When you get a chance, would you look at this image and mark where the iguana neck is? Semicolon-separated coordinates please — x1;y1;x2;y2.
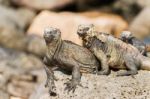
46;39;62;58
82;30;97;46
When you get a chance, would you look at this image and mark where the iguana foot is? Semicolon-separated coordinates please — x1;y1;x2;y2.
45;79;57;96
116;70;138;76
64;80;81;93
97;70;110;75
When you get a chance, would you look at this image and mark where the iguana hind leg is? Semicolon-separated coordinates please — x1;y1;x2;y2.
117;56;138;76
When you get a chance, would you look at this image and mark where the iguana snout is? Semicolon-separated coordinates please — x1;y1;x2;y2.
77;24;94;37
120;31;132;41
43;27;61;43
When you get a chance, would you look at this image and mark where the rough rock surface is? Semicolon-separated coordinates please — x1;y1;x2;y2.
0;5;35;31
11;0;74;10
0;90;9;99
0;27;46;57
0;0;11;6
27;11;128;45
112;0;141;21
129;7;150;39
30;70;150;99
0;28;27;51
26;35;46;57
0;47;44;98
137;0;150;8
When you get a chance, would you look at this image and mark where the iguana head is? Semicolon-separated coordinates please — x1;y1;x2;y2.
120;31;133;42
77;24;108;43
43;27;61;44
77;24;95;38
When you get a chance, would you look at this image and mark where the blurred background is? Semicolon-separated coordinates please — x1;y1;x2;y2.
0;0;150;99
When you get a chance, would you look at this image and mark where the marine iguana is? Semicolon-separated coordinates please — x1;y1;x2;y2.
43;27;100;95
77;24;150;76
120;31;146;55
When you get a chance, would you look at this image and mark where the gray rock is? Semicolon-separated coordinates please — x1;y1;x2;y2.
0;5;35;31
0;74;9;90
0;28;46;56
112;0;141;21
7;80;36;98
30;70;150;99
0;47;44;98
129;7;150;39
0;90;9;99
0;47;43;75
0;28;27;51
11;0;74;10
0;0;11;6
137;0;150;8
27;35;46;57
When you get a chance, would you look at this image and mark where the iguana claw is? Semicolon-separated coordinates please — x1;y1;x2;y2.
45;78;57;96
64;80;81;93
97;70;110;75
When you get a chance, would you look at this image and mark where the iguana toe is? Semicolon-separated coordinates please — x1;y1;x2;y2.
97;70;110;75
64;80;79;93
116;70;138;76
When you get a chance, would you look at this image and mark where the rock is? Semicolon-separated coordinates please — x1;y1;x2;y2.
7;80;36;98
0;5;37;52
137;0;150;8
0;73;9;90
0;0;11;6
147;52;150;57
10;96;23;99
112;0;141;21
15;7;36;30
0;47;44;98
0;47;10;59
27;35;46;57
10;53;43;70
75;0;115;11
29;69;45;83
30;70;150;99
11;0;74;10
0;90;9;99
129;7;150;39
0;47;44;97
0;28;46;56
0;28;27;51
27;11;128;45
0;47;43;75
0;5;35;31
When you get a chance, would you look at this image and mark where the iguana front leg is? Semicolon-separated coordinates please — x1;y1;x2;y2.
43;57;57;96
65;65;81;93
93;47;110;75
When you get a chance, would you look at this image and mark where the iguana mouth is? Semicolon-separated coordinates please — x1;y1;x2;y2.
77;31;87;37
44;35;54;43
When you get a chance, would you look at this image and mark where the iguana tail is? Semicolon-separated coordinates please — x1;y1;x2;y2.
141;56;150;70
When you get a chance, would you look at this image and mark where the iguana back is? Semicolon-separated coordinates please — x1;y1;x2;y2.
77;24;150;76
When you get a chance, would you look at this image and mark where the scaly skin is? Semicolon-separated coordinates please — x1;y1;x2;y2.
43;27;100;95
77;24;150;76
120;31;146;56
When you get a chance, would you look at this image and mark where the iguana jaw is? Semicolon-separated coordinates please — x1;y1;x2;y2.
43;27;61;44
77;25;95;42
47;38;62;59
